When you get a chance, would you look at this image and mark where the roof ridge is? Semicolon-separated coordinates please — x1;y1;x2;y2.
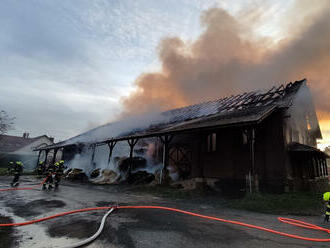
163;79;305;117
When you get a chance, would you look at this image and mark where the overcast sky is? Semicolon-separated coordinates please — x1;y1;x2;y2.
0;0;290;142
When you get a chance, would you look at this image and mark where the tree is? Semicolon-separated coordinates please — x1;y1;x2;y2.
0;110;15;135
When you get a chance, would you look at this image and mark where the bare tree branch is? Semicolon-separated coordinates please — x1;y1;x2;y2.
0;110;15;135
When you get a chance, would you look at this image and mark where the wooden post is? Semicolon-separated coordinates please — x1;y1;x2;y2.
321;157;327;177
159;134;173;184
91;144;96;168
323;158;327;177
249;128;257;192
36;150;41;168
44;150;49;164
320;158;324;177
127;138;139;177
198;134;203;178
324;159;329;176
52;148;58;165
316;157;321;177
107;141;117;165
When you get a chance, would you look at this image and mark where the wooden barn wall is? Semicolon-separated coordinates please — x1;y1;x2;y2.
255;111;286;193
201;128;250;180
182;110;287;193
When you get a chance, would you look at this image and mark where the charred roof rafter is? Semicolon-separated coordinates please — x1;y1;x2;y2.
36;79;309;151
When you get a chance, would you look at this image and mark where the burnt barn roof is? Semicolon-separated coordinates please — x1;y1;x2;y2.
41;79;309;150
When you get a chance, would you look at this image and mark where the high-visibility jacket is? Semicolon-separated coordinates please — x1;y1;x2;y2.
14;161;23;175
55;162;65;175
326;202;330;216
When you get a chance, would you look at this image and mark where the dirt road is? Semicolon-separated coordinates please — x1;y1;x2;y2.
0;176;329;248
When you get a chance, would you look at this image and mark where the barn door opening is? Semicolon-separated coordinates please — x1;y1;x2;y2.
169;144;192;180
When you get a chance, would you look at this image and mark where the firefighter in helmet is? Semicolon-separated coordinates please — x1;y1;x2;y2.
36;161;45;175
10;161;23;187
54;160;65;189
324;192;330;222
43;162;55;190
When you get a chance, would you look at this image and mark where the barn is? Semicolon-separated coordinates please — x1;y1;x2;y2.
36;79;329;193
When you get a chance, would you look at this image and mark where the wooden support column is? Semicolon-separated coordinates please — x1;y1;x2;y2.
91;144;96;168
321;157;327;177
324;159;329;176
36;150;42;168
44;150;49;164
321;157;328;177
107;141;117;165
52;148;58;165
127;138;139;177
248;128;258;193
317;157;322;177
319;157;324;177
197;134;204;178
159;134;173;184
312;157;317;178
311;156;316;178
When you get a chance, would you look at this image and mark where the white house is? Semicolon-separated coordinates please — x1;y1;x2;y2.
0;133;55;171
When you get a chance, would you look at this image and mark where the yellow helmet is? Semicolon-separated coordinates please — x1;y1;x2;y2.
55;162;60;166
59;160;64;164
324;192;330;201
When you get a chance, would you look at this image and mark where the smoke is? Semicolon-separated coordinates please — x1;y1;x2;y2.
121;1;330;122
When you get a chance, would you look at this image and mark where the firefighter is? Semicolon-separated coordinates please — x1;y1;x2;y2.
11;161;23;187
324;192;330;223
42;163;55;190
54;160;65;189
36;161;45;175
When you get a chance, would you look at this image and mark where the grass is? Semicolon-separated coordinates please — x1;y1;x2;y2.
131;184;215;199
225;192;325;216
0;167;7;176
132;184;325;216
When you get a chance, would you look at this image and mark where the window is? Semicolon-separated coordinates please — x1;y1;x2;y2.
207;133;217;152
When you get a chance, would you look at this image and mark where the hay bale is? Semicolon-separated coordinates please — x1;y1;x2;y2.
92;169;120;184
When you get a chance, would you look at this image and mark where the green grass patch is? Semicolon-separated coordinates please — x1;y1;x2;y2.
132;185;325;216
226;192;325;216
131;184;214;199
0;167;8;176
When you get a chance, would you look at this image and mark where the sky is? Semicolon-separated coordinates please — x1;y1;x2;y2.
1;0;329;149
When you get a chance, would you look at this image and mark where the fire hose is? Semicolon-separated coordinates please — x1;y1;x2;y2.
0;177;48;192
0;205;330;248
63;208;114;248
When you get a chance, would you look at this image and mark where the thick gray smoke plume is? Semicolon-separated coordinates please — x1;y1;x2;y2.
121;1;330;124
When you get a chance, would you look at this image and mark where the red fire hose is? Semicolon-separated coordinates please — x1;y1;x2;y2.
0;205;329;242
0;177;48;192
